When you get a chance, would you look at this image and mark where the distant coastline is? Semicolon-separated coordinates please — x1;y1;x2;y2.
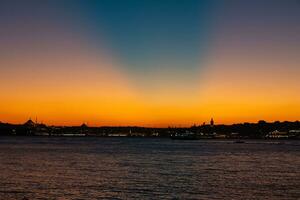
0;119;299;139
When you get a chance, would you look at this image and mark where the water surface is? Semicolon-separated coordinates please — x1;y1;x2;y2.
0;137;299;199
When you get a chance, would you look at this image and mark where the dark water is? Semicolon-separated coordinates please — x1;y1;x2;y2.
0;137;299;200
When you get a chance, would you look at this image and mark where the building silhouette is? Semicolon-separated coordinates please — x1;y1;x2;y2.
210;118;214;127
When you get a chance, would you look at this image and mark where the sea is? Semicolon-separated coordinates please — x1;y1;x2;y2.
0;137;299;200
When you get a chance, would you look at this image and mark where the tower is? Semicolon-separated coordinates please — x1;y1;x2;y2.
210;118;214;127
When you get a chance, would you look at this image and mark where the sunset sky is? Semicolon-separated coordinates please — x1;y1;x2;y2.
0;0;299;127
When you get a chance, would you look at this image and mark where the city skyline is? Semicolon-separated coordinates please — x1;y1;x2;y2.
0;0;299;127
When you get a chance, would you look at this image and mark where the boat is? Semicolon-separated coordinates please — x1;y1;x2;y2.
234;140;245;143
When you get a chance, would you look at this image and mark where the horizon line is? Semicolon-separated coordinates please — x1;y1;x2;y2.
1;119;299;128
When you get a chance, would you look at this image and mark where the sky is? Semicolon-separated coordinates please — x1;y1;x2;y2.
0;0;299;127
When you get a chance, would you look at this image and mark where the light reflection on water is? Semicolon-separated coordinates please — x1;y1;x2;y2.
0;137;299;199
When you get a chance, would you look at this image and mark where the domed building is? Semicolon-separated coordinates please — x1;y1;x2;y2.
23;119;36;127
